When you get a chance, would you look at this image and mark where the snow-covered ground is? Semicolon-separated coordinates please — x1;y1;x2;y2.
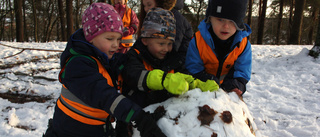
0;41;319;137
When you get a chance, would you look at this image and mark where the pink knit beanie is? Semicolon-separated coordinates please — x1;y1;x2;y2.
82;3;123;42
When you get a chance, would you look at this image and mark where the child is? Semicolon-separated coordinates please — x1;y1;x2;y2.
138;0;193;56
116;7;219;136
111;0;139;53
43;3;166;137
185;0;252;96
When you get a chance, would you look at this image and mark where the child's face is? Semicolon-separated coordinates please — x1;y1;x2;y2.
210;17;237;40
141;38;173;60
143;0;156;12
114;0;126;5
90;32;122;59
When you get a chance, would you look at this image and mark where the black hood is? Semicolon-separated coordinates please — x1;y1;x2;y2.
174;0;184;10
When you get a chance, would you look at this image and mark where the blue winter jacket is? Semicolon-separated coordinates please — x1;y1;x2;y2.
52;29;142;137
185;19;252;93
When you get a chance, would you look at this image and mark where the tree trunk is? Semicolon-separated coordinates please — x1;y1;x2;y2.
58;0;67;41
308;7;319;45
75;0;80;30
247;0;253;41
257;0;267;44
44;0;56;42
9;0;14;41
309;14;320;58
275;0;284;45
14;0;24;42
287;0;294;44
22;1;28;42
66;0;74;40
288;0;306;44
31;0;38;42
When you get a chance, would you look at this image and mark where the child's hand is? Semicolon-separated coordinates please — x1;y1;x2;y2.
133;111;167;137
146;69;189;95
194;79;219;92
229;88;242;96
174;73;196;89
162;73;189;95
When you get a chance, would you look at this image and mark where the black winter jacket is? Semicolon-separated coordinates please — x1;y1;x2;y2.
52;29;142;137
171;0;193;55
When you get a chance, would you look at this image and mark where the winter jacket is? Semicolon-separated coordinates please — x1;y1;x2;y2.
121;38;187;108
114;4;139;48
171;0;193;55
185;19;252;93
52;29;142;137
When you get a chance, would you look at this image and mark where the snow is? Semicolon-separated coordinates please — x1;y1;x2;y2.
0;41;319;137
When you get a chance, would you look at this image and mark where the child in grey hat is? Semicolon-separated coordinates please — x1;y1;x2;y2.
185;0;252;96
116;7;219;137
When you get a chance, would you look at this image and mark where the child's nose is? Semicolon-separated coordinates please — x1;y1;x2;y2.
163;45;170;52
223;22;230;28
112;41;119;48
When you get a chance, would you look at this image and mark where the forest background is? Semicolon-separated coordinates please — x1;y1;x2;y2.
1;0;320;49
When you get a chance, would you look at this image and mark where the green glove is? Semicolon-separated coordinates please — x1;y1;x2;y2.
194;79;219;92
146;69;189;95
174;72;196;89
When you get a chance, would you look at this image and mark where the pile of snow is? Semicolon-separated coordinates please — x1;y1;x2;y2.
133;89;259;137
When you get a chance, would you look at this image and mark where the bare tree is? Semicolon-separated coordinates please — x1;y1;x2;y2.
58;0;67;41
22;1;28;42
66;0;74;39
309;12;320;58
308;7;319;45
74;0;80;30
275;0;284;45
31;0;38;42
247;0;253;41
257;0;267;44
14;0;24;42
288;0;306;44
286;0;294;44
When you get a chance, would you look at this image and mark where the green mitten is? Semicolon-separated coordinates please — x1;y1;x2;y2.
195;79;219;92
175;72;196;89
146;70;189;95
146;69;165;91
163;73;189;95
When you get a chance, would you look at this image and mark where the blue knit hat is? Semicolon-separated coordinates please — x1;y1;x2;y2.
206;0;248;30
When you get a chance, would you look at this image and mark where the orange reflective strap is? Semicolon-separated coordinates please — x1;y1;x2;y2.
57;97;106;125
121;8;134;47
61;94;109;118
90;56;114;87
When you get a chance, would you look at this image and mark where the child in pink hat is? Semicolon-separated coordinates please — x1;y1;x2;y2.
43;3;166;137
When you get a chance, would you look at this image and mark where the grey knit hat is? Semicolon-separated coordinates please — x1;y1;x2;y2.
141;8;176;41
206;0;248;30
